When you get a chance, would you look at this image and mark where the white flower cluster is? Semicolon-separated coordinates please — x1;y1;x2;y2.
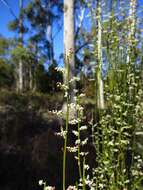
55;127;67;139
55;67;65;74
67;185;77;190
49;110;63;117
67;146;78;153
39;180;55;190
39;180;43;186
69;77;80;83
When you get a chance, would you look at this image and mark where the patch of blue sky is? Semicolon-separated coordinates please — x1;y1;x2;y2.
0;0;64;67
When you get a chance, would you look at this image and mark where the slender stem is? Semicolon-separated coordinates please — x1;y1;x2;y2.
82;157;86;190
63;102;69;190
63;57;70;190
77;97;82;180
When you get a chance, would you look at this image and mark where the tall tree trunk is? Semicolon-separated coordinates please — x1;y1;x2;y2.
96;0;105;109
127;0;137;64
63;2;75;189
29;65;33;90
46;0;54;65
127;0;137;98
18;0;24;92
64;0;75;102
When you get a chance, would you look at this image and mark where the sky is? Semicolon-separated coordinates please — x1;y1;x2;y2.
0;0;64;65
0;0;25;38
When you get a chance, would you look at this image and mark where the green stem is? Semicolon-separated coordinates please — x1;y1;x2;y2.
77;97;82;181
82;157;86;190
63;57;70;190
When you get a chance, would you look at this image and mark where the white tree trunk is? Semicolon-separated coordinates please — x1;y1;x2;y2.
46;1;54;65
127;0;137;64
96;0;105;109
46;24;54;64
128;0;137;40
126;0;137;99
18;0;23;92
29;66;33;90
64;0;75;102
19;59;23;91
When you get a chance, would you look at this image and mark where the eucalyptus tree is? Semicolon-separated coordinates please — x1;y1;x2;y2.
11;46;37;91
8;0;25;92
18;0;24;92
0;35;10;58
127;0;137;66
63;1;75;189
25;0;63;65
96;0;105;109
64;0;75;96
1;0;26;92
63;0;91;97
0;35;14;88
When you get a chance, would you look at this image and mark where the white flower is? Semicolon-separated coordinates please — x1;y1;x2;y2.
56;82;62;87
108;141;114;146
67;146;78;153
69;77;80;83
64;91;68;98
99;183;104;188
81;138;88;145
55;128;67;138
80;126;87;131
67;186;77;190
72;130;79;136
61;130;67;138
76;104;84;112
115;95;120;101
79;93;86;98
75;139;81;145
39;180;43;186
69;119;79;125
120;140;129;145
55;67;65;73
80;152;88;156
44;186;55;190
73;89;78;94
49;110;63;117
84;164;90;170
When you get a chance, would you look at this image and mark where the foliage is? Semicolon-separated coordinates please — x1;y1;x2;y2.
0;36;9;56
11;46;34;62
0;59;14;88
34;62;63;93
24;0;63;62
0;90;63;111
